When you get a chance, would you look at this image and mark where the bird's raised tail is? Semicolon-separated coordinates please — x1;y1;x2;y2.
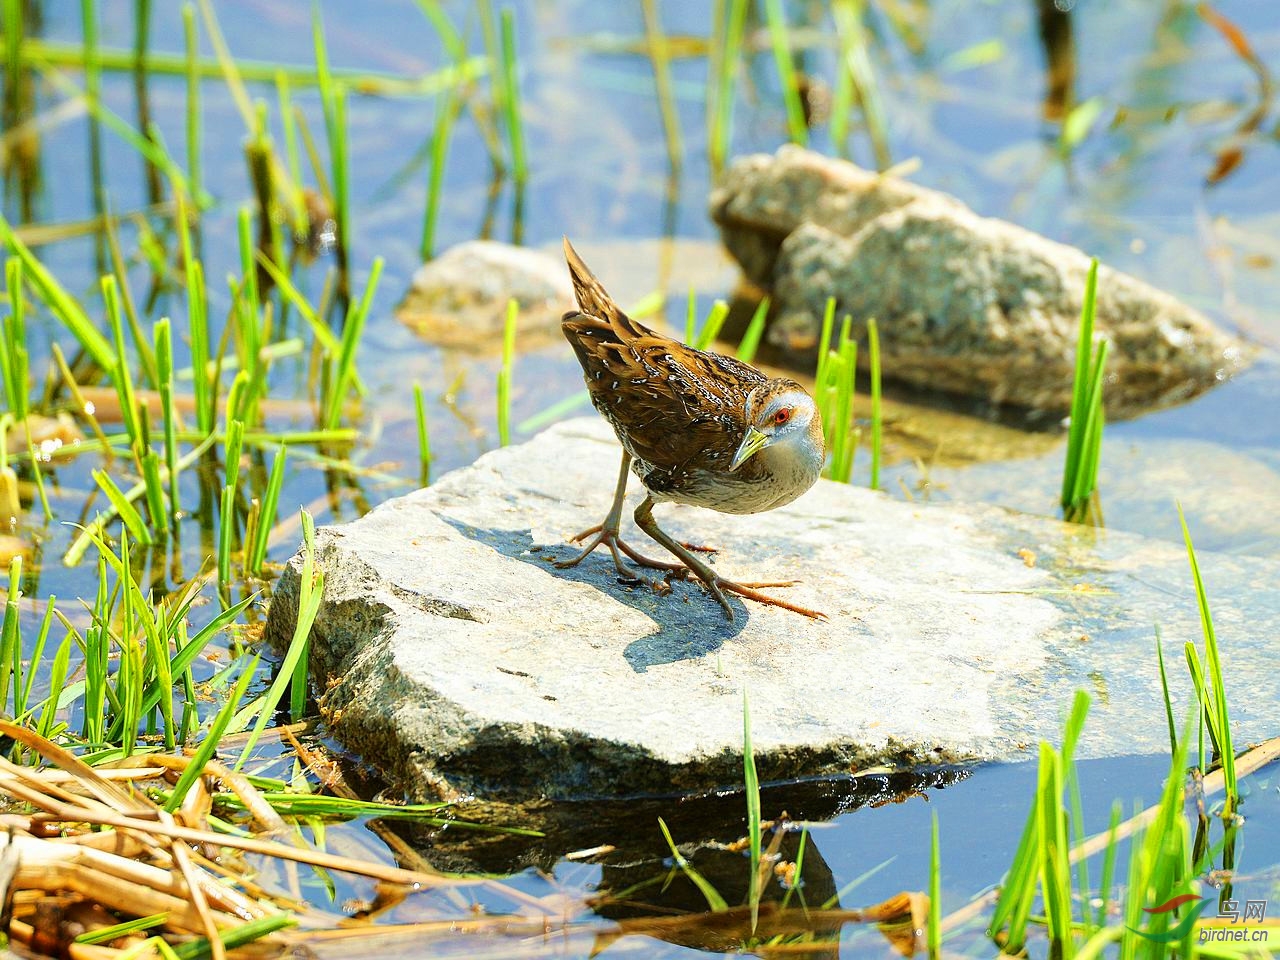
561;237;652;341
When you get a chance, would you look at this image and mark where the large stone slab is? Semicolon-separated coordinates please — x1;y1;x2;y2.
709;146;1248;419
265;418;1280;801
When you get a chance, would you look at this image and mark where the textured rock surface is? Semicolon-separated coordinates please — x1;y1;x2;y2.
266;418;1280;801
395;238;738;350
710;146;1247;417
396;240;574;348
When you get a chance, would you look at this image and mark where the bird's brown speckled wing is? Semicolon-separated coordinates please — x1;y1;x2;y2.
560;238;768;485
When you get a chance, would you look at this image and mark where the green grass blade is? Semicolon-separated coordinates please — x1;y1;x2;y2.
641;0;682;173
1178;502;1235;805
322;258;383;429
76;914;169;945
987;785;1040;946
830;321;857;483
170;910;296;960
1061;258;1098;509
499;9;527;183
182;3;200;200
1037;742;1074;952
165;655;259;811
779;826;808;910
36;629;74;741
762;0;808;145
35;60;199;203
420;84;458;261
248;444;287;574
414;382;431;483
140;592;255;720
708;0;748;172
831;0;890;169
693;300;729;351
743;691;762;933
515;389;592;435
497;299;517;447
92;469;153;545
103;275;140;446
0;557;20;715
867;316;882;490
1094;800;1122;930
236;510;322;768
253;251;342;356
1070;339;1109;506
0;214;115;369
928;810;941;957
154;318;181;522
0;259;23;415
657;817;728;913
177;198;213;434
18;597;55;716
736;297;769;364
814;297;836;398
1154;625;1178;757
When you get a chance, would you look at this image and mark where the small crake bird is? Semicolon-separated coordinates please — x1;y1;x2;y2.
556;238;827;621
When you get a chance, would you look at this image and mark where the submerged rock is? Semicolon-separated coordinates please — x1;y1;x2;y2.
396;240;574;349
266;418;1280;801
396;238;738;351
710;146;1248;418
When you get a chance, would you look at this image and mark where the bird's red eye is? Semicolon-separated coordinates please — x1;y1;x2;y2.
773;408;792;425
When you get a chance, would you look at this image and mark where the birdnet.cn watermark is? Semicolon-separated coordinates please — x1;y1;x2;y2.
1130;894;1270;945
1199;899;1270;945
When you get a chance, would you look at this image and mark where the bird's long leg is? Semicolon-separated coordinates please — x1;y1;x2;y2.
633;496;827;622
556;452;688;577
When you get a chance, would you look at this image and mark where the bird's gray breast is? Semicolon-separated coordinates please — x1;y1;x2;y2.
634;457;814;516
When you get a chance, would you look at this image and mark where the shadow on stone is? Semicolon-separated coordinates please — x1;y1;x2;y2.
439;515;748;672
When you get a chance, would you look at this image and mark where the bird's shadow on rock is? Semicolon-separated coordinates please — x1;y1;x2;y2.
440;517;747;672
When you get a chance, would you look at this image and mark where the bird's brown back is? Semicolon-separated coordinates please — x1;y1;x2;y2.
560;238;774;490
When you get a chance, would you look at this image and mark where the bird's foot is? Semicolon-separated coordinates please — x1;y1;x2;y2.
694;574;827;623
558;524;690;579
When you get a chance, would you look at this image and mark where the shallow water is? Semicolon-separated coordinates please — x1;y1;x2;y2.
4;0;1280;954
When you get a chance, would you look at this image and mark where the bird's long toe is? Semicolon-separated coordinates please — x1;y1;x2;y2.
714;578;826;621
685;572;825;622
567;523;604;544
554;529;635;577
556;527;688;580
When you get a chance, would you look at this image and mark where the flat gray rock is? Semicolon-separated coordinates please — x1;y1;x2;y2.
265;418;1279;801
396;240;574;349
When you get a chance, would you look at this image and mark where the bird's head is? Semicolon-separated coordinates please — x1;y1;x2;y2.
730;381;825;473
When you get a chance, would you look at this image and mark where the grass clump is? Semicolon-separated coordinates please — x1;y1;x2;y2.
1178;503;1236;812
1061;259;1108;521
762;0;808;146
814;303;858;484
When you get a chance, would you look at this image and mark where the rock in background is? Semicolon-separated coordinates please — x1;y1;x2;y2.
710;146;1248;418
396;238;738;351
396;240;574;349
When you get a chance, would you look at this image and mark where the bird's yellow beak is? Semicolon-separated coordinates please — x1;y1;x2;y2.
729;426;770;472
